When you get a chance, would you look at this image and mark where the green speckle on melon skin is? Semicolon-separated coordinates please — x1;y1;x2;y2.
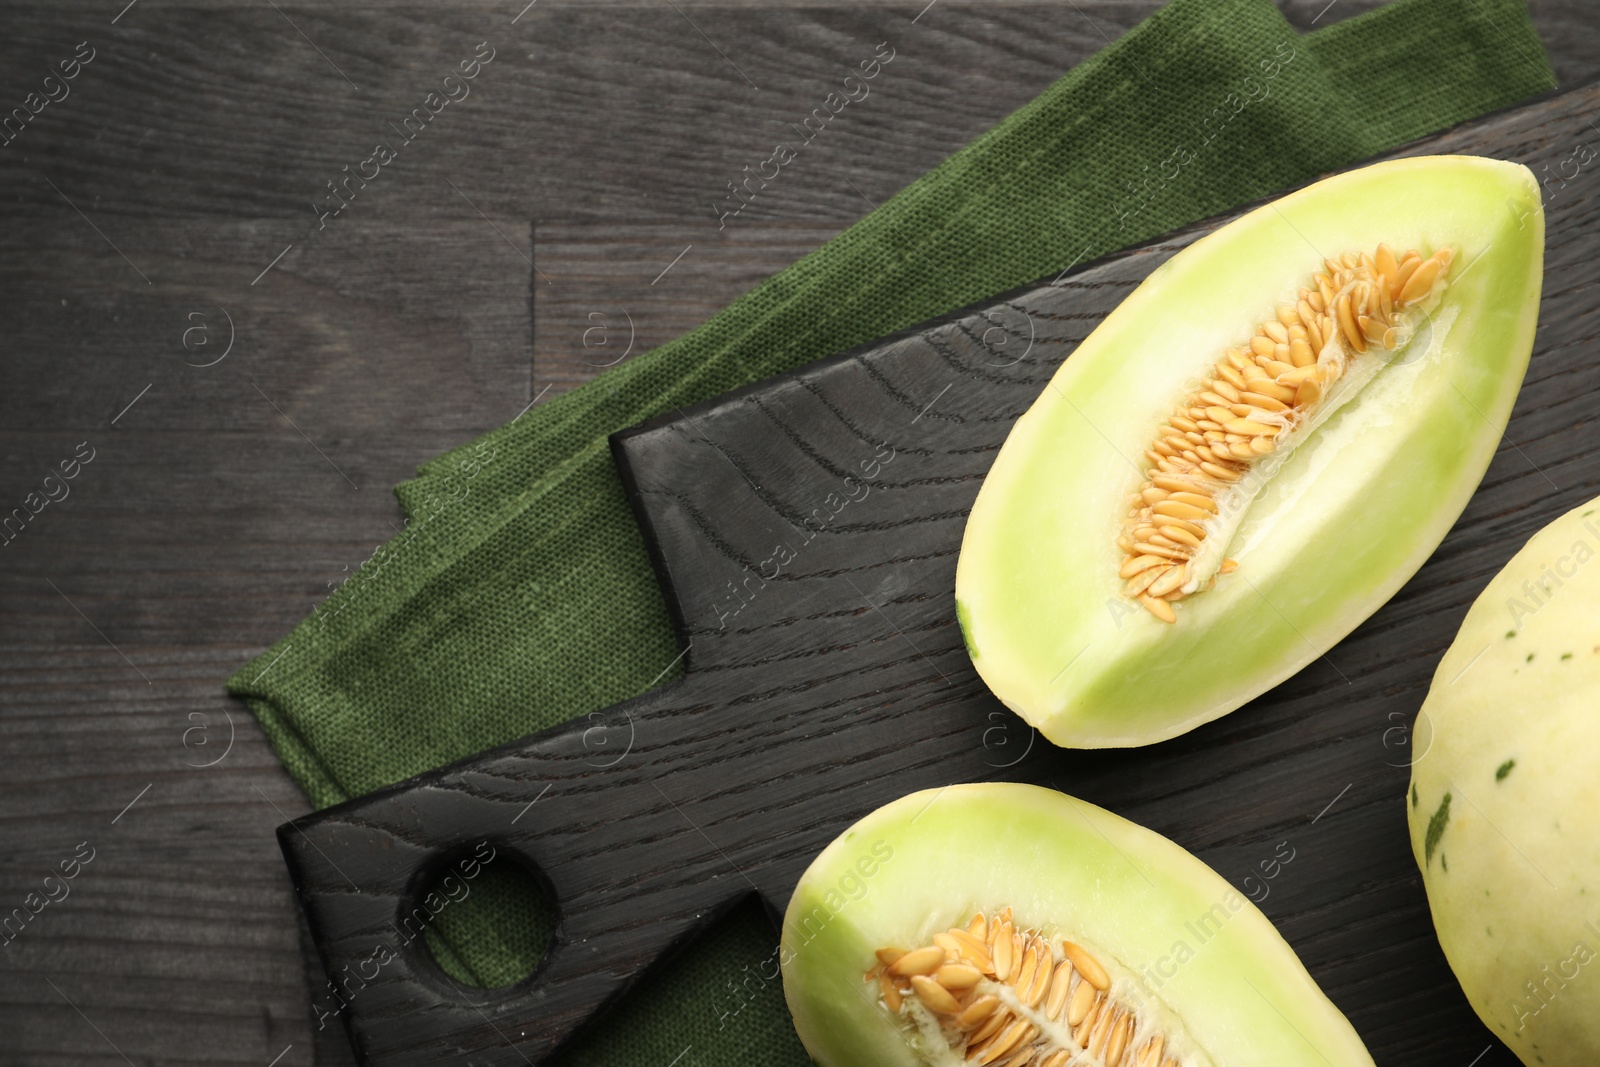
1424;793;1452;868
1409;496;1600;1065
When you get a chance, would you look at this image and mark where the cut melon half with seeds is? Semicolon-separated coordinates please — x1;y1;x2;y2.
780;783;1374;1067
956;155;1544;747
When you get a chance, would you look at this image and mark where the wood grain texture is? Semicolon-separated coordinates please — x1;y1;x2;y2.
4;1;1594;226
284;84;1600;1065
0;2;1596;1065
525;0;1600;399
0;645;329;1065
533;221;849;396
0;218;531;1067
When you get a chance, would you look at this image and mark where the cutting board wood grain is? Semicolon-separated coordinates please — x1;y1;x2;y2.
281;81;1600;1066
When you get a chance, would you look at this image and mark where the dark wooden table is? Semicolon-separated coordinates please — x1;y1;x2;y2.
1;2;1595;1064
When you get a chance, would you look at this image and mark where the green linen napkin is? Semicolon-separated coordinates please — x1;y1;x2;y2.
228;0;1553;1060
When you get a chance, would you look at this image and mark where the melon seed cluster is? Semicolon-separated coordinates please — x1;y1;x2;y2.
871;908;1174;1067
1120;243;1456;623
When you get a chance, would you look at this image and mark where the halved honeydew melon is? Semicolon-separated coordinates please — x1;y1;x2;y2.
780;783;1373;1067
957;155;1544;748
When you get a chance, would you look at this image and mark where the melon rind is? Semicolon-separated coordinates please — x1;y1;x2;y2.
780;783;1374;1067
1408;497;1600;1066
956;155;1544;748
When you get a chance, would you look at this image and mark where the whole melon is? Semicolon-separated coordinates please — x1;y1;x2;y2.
1409;497;1600;1065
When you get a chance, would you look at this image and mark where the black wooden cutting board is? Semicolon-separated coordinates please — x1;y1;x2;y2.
278;82;1600;1066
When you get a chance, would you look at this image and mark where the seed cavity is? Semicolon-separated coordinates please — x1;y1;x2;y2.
870;907;1197;1067
1118;244;1455;622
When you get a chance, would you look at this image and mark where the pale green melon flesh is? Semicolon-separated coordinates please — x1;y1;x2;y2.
780;783;1374;1067
1409;498;1600;1066
957;155;1543;748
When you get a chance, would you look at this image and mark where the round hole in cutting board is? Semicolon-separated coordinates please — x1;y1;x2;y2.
412;846;557;989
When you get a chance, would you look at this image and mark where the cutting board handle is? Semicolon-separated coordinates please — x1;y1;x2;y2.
279;681;750;1065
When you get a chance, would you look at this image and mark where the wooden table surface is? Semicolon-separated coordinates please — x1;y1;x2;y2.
0;2;1595;1064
